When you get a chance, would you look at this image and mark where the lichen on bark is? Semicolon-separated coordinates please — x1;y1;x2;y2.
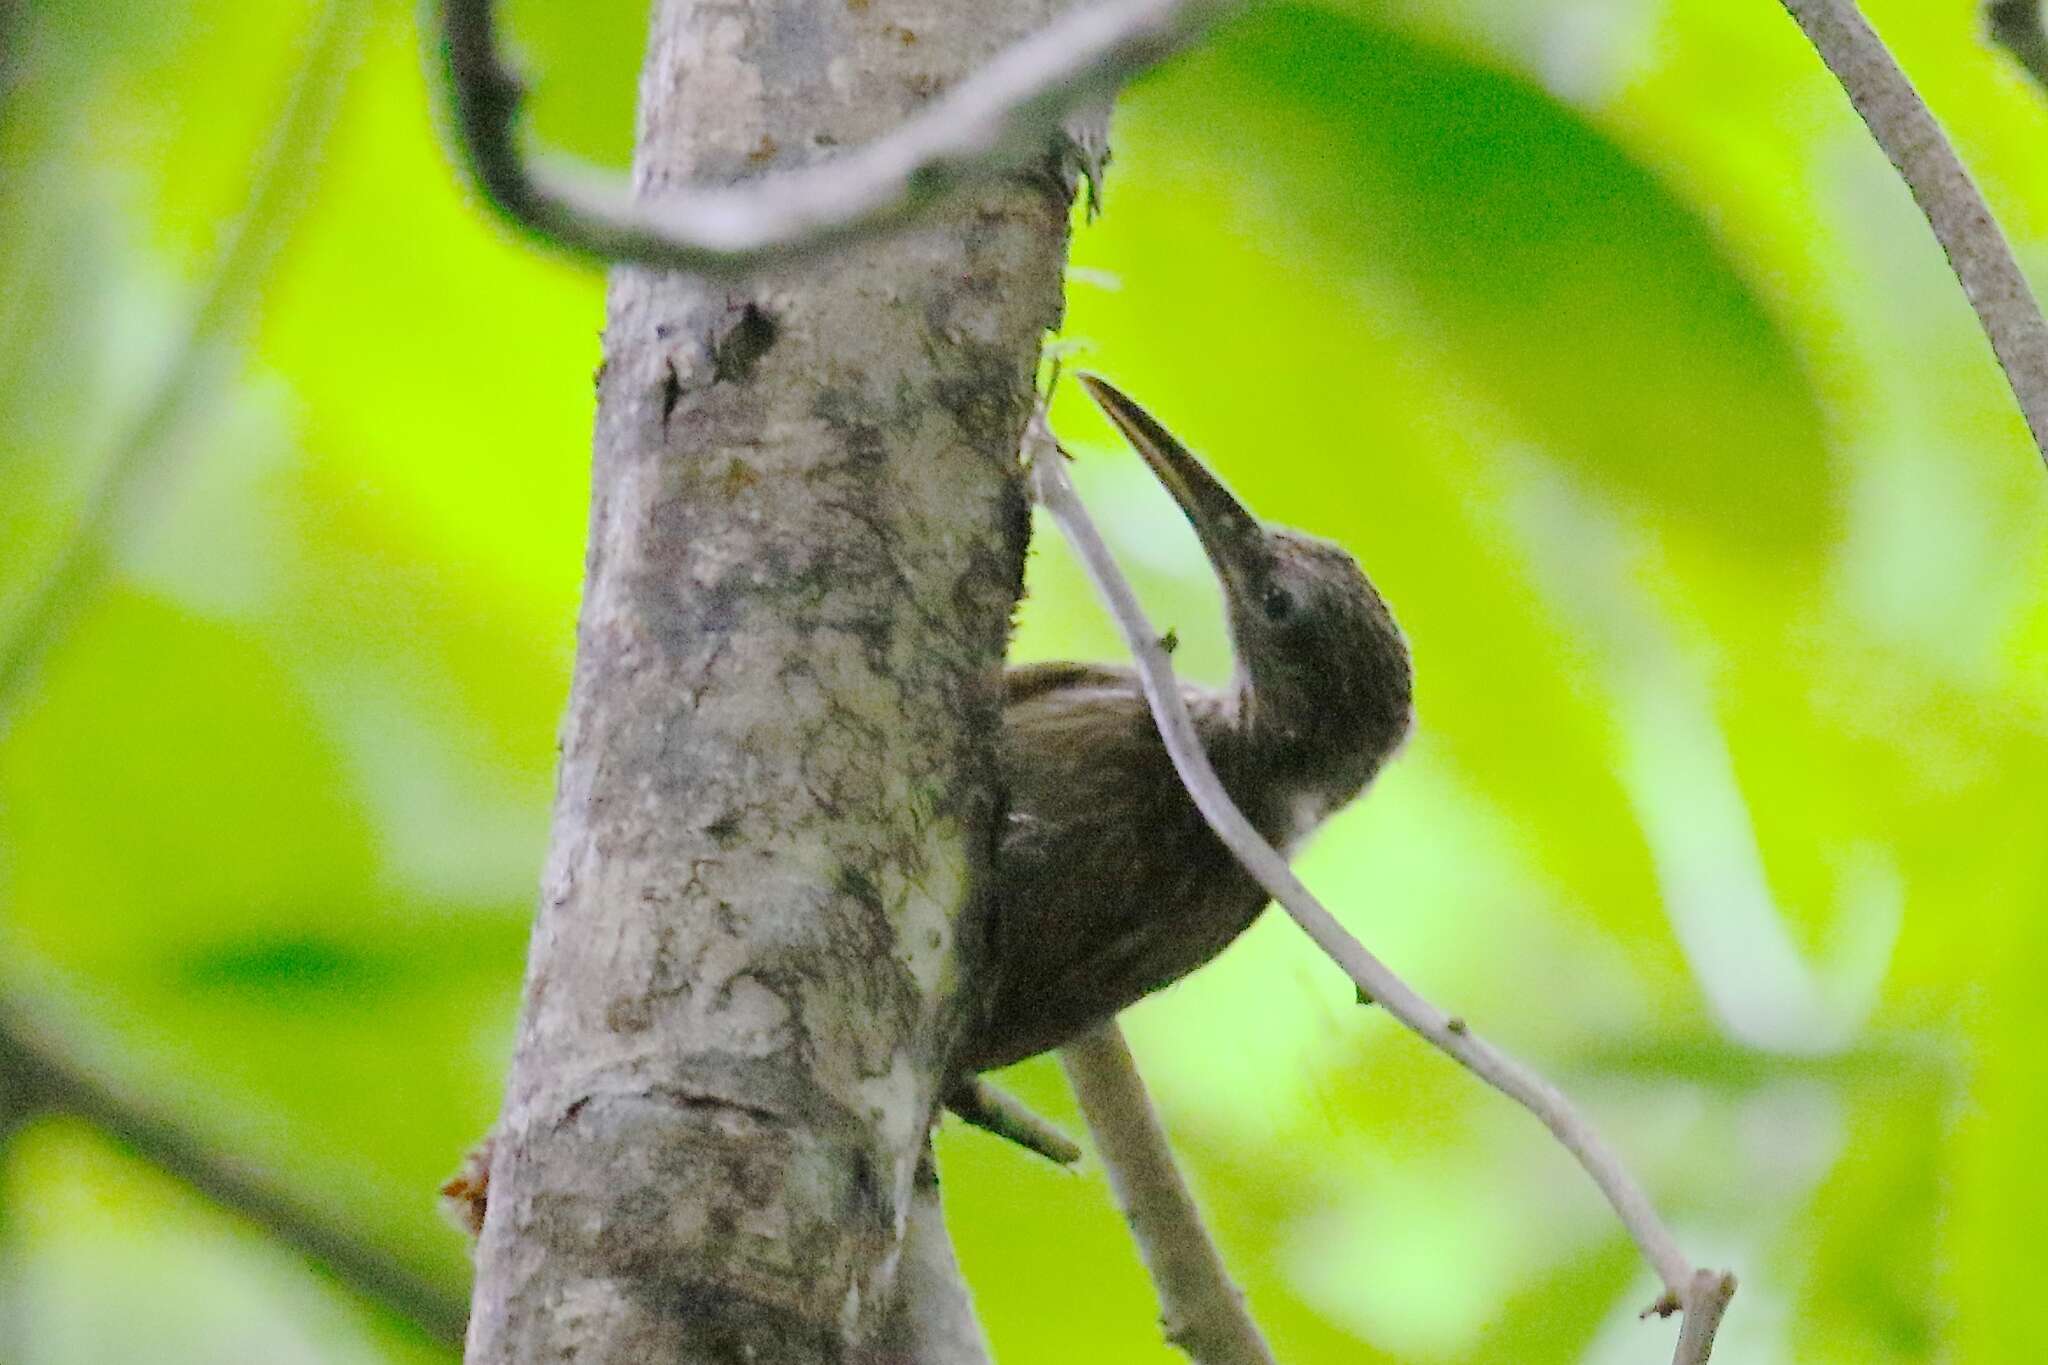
463;1;1080;1359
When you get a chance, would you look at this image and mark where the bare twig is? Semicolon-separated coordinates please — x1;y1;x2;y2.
1669;1269;1738;1365
945;1074;1082;1166
1988;2;2048;92
1060;1024;1275;1365
1779;0;2048;470
434;0;1244;274
1025;418;1734;1359
0;995;468;1347
0;0;363;728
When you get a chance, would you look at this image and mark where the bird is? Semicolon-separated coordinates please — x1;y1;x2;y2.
445;377;1414;1229
957;374;1414;1075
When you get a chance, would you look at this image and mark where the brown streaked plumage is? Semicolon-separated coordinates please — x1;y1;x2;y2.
959;375;1413;1073
445;378;1413;1226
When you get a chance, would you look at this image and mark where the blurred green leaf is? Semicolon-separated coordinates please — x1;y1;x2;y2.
5;0;2048;1360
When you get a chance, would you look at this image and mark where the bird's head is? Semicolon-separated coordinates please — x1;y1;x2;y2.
1080;374;1412;797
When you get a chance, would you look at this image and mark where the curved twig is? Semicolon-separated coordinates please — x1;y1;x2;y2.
0;0;365;727
1780;0;2048;470
1025;415;1735;1361
1060;1024;1275;1365
434;0;1244;273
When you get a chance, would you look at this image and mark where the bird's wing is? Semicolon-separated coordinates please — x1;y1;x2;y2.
1003;661;1136;707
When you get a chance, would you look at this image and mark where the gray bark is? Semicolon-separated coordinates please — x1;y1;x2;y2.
463;0;1076;1360
870;1155;994;1365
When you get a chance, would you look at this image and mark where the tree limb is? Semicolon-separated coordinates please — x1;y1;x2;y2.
459;0;1080;1356
0;995;467;1348
1025;415;1735;1361
1779;0;2048;470
1060;1023;1274;1365
1988;2;2048;93
433;0;1243;274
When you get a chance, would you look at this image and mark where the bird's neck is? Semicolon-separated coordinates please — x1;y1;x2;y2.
1206;675;1377;855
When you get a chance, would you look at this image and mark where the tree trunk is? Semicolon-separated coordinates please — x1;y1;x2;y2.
463;1;1077;1359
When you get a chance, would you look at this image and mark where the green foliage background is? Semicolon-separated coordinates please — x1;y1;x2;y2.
3;0;2045;1359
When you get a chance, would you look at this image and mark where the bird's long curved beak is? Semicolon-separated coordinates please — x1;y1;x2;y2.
1078;374;1269;596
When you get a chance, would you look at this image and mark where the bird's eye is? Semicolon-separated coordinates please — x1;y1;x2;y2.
1261;586;1294;622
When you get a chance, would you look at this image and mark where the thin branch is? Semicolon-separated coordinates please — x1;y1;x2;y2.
945;1074;1082;1166
0;0;364;728
434;0;1244;274
1988;2;2048;93
0;995;468;1348
1669;1269;1738;1365
1025;417;1734;1358
1060;1024;1275;1365
1779;0;2048;470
